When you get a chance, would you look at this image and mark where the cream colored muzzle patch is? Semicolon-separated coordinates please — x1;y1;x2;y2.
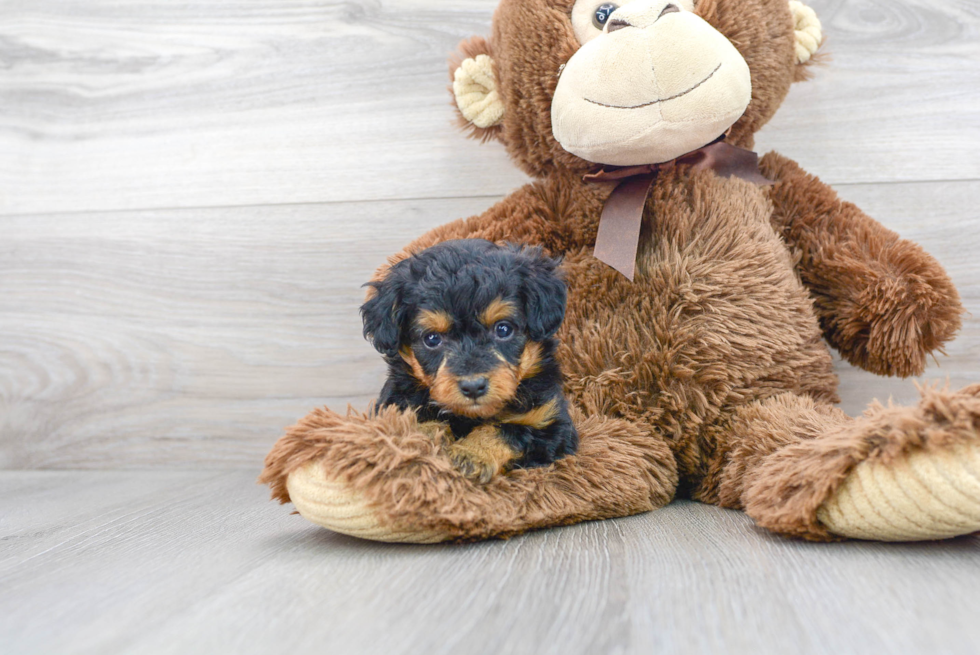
453;54;504;129
552;9;751;166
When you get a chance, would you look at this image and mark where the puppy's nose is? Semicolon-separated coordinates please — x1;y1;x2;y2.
459;377;489;400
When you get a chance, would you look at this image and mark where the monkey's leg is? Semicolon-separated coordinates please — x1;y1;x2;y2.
697;388;980;541
260;405;677;543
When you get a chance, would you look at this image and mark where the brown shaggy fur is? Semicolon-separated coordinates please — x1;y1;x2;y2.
761;152;963;377
261;405;677;540
261;0;973;542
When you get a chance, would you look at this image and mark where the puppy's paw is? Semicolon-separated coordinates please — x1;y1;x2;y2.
418;420;452;446
449;446;498;484
448;425;518;485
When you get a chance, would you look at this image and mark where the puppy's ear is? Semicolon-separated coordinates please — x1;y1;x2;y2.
520;248;567;341
361;270;409;358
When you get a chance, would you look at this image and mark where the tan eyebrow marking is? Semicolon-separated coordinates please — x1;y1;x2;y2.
416;309;453;333
480;298;516;327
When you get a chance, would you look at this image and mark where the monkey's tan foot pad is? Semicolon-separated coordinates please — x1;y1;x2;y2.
286;461;449;543
818;441;980;541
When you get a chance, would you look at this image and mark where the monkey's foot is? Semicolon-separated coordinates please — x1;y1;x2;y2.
818;441;980;541
286;459;447;543
814;385;980;542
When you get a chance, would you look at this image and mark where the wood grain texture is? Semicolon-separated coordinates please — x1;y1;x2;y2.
0;0;977;216
755;0;980;185
0;0;523;216
0;197;492;468
3;182;979;468
1;471;978;655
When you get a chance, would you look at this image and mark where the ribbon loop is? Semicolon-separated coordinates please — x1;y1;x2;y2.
586;141;773;280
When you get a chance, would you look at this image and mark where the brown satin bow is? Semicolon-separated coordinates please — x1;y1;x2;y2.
584;140;773;281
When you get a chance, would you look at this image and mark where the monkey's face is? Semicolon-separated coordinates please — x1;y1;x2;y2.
552;0;752;165
452;0;817;176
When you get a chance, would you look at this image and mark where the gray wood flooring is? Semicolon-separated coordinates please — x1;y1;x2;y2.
2;0;979;653
2;471;979;655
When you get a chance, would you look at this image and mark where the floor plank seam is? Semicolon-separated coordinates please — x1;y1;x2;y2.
2;180;978;220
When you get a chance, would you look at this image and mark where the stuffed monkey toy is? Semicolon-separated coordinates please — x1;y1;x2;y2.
261;0;980;543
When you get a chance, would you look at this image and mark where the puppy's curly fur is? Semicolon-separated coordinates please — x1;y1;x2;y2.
361;239;578;483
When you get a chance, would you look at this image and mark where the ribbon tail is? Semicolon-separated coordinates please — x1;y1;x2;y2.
733;167;775;186
695;142;774;185
592;173;657;282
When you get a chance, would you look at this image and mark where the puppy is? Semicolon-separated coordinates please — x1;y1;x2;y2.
360;239;578;483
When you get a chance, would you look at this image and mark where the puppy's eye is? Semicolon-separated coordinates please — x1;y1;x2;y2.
422;333;443;349
593;3;618;29
493;321;515;340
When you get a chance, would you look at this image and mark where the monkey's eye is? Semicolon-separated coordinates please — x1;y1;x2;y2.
493;321;515;340
422;333;443;349
593;3;618;29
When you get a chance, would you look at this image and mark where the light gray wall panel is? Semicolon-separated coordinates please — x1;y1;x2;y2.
0;0;976;216
2;183;978;468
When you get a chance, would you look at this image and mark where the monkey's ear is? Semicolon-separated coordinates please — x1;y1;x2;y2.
520;250;567;342
450;37;504;142
360;271;409;358
789;1;824;80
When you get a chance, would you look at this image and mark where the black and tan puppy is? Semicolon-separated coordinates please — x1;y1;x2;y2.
361;239;578;483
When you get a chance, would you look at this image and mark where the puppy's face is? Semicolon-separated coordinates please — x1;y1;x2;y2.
401;297;544;418
361;240;566;419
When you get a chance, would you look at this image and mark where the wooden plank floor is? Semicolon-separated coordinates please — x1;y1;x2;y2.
1;471;979;655
2;0;980;652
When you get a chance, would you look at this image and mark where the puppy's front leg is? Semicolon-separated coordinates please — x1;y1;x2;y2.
449;425;519;484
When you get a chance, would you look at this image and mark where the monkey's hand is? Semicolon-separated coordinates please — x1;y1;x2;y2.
761;152;963;377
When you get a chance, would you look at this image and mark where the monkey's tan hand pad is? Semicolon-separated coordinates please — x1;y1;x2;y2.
818;441;980;541
261;405;678;543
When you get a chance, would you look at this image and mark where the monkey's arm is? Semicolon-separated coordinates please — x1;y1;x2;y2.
760;151;963;377
368;179;592;286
